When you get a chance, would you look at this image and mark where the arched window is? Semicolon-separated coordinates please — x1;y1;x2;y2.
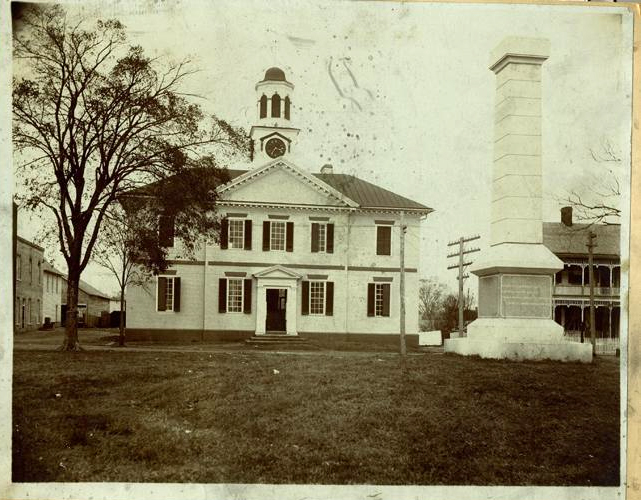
271;94;281;118
284;96;291;120
259;95;267;118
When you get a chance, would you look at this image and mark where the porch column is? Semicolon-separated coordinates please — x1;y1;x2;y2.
255;285;267;335
608;305;613;338
560;305;566;329
286;284;298;335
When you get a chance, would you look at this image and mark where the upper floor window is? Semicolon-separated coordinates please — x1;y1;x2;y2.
158;215;175;248
311;223;334;254
16;255;21;281
259;95;268;118
220;218;252;250
271;94;281;118
263;220;293;252
376;225;392;256
29;257;33;283
157;276;181;312
38;261;42;285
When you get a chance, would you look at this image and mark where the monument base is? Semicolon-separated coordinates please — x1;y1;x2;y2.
444;318;592;362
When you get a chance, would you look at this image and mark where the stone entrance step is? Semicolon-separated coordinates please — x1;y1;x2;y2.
245;334;318;350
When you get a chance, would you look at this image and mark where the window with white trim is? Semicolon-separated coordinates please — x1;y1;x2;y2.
309;281;326;315
375;284;385;316
16;255;21;281
270;221;286;251
165;278;174;311
227;278;243;312
317;224;327;252
228;219;245;249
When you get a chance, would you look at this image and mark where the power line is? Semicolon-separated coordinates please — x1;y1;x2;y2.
446;235;480;337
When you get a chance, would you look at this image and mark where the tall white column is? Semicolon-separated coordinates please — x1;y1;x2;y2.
286;285;298;336
255;285;267;335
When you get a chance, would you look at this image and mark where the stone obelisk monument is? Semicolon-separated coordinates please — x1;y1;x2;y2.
445;37;592;362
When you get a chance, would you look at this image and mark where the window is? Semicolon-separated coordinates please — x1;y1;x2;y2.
157;276;181;312
259;95;268;118
271;93;281;118
218;278;252;314
227;279;243;312
310;281;326;315
27;298;32;324
376;226;392;256
38;261;42;285
270;221;286;250
263;220;293;252
311;223;334;253
301;280;333;316
284;96;291;120
229;220;245;249
158;215;175;247
367;283;390;317
16;255;21;281
15;298;19;326
29;257;33;283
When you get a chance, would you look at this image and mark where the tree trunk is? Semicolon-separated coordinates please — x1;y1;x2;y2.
119;287;126;347
60;266;82;351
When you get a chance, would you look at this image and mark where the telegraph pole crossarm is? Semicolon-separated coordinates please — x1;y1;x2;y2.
447;234;481;338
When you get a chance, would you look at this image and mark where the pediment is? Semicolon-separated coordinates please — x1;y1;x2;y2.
218;159;358;208
253;265;302;279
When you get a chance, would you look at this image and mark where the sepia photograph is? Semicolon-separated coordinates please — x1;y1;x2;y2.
1;0;635;499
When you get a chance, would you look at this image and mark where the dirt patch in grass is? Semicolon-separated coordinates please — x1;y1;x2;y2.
12;350;620;484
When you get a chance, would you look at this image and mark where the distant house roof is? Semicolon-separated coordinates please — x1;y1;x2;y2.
78;279;112;300
16;236;44;252
42;261;65;276
226;169;432;211
542;222;620;259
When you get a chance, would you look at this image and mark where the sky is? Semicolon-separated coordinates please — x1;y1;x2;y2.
12;0;633;298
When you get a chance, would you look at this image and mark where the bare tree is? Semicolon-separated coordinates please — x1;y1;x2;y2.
13;5;247;350
563;139;622;224
418;277;448;328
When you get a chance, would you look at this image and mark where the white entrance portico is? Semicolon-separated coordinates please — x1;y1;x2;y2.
253;265;302;336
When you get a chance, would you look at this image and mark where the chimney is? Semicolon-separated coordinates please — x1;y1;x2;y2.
320;164;333;174
561;206;573;226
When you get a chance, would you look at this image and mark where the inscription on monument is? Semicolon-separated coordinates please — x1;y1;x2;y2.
478;275;500;318
501;274;551;319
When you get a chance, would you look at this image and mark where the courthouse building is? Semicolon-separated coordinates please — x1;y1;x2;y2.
126;68;432;344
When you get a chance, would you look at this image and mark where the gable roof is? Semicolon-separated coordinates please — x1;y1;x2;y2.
542;222;620;258
78;279;112;300
224;167;432;212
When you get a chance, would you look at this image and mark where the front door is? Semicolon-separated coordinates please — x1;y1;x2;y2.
266;288;287;332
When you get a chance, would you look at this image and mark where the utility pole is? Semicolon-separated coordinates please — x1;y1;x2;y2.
447;235;480;336
399;211;407;357
587;231;597;356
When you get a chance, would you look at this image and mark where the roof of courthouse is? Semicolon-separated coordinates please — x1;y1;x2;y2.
225;169;432;211
542;222;620;259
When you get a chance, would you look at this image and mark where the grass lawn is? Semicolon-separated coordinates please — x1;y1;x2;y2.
12;349;620;485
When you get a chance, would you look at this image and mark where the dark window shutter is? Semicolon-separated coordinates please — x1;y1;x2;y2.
377;226;391;256
367;283;375;317
244;220;252;250
220;218;228;249
243;279;252;314
311;223;319;253
382;284;391;317
286;222;294;252
218;279;227;313
157;277;167;311
173;277;181;312
326;224;334;253
301;281;309;315
325;282;334;316
159;216;175;248
263;221;270;251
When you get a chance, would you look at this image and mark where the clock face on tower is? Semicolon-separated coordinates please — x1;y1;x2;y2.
265;137;287;158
